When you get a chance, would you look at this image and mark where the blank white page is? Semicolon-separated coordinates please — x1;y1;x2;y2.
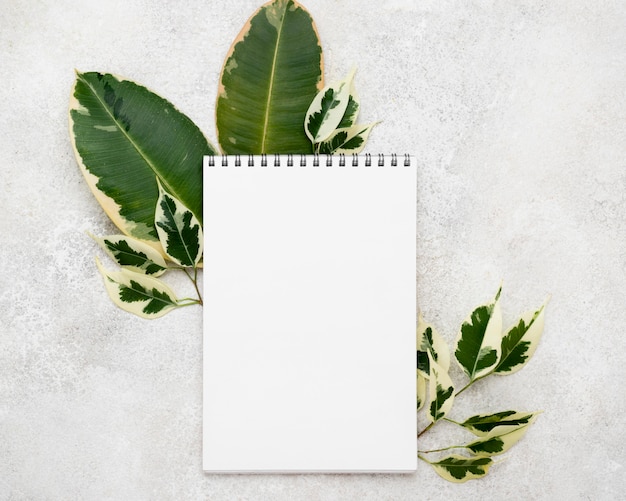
203;155;416;473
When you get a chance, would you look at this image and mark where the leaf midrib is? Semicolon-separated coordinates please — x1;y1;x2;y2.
260;5;287;153
78;74;180;202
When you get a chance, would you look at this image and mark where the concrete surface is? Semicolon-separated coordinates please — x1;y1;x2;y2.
1;0;625;499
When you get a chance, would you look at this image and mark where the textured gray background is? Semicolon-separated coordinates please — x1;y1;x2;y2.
1;0;625;499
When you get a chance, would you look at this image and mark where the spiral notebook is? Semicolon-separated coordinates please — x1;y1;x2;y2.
203;154;416;473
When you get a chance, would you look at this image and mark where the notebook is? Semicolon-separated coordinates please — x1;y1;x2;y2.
202;154;416;473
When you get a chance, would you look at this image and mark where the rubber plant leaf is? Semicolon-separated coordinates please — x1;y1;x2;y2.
305;68;355;144
317;123;376;154
425;455;493;483
95;257;179;319
494;301;547;375
69;71;217;243
457;410;542;437
454;288;503;381
216;0;323;154
416;313;450;379
91;234;167;276
154;179;203;267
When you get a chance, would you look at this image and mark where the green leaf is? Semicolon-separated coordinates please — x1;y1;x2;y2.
216;0;323;154
91;234;167;276
454;288;503;381
95;257;179;318
457;410;541;437
465;418;537;456
305;68;355;144
337;93;359;129
428;358;455;423
495;301;547;375
416;371;426;411
69;72;216;242
425;455;493;483
155;179;203;267
417;313;450;379
317;123;376;154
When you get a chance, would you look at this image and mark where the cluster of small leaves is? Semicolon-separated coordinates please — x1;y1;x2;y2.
304;69;376;154
93;179;203;318
417;287;547;482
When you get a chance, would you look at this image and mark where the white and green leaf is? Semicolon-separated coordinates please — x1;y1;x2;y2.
305;68;355;144
428;357;455;423
416;371;427;411
337;92;360;129
317;122;376;154
454;288;503;381
417;313;450;379
457;410;541;437
69;71;216;242
155;178;203;267
91;234;167;276
495;301;547;375
423;455;493;483
464;418;538;457
95;257;179;319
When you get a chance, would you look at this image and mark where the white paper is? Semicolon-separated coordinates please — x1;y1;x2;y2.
203;156;416;473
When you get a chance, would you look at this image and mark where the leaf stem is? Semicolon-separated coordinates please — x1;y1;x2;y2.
455;382;472;397
177;299;202;308
417;421;435;438
417;454;432;464
193;266;203;305
419;444;462;454
456;371;493;397
181;267;203;305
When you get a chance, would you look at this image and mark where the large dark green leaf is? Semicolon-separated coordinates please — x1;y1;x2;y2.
69;72;216;242
216;0;323;154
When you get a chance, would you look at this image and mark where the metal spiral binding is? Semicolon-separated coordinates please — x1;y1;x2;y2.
207;154;411;166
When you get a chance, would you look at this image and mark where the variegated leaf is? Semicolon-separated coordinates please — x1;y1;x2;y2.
95;257;179;319
216;0;323;153
417;313;450;379
495;301;547;375
91;234;167;276
454;288;503;381
69;72;216;242
317;123;376;154
458;410;541;437
416;371;427;411
428;357;455;423
155;178;203;267
305;68;355;144
337;92;359;129
465;418;537;457
426;455;493;483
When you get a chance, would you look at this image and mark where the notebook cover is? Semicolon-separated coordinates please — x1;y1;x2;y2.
203;155;416;473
